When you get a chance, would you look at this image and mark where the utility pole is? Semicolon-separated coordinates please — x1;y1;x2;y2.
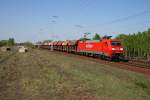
83;32;91;39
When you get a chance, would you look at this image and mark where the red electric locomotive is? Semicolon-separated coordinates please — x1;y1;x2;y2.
77;36;127;61
38;36;128;61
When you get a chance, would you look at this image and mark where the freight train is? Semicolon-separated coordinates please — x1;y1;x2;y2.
37;36;128;61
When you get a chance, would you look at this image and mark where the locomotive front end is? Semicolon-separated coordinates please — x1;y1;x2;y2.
110;41;125;61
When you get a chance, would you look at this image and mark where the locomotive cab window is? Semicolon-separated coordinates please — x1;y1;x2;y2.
111;42;121;46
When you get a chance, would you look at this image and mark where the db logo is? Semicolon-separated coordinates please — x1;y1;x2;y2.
86;44;93;48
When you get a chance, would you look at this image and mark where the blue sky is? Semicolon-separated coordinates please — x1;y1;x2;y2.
0;0;150;42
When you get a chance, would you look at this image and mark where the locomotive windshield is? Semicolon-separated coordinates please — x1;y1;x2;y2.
111;42;121;46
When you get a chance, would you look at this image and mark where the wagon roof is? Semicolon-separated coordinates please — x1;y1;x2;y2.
57;41;64;45
62;41;68;46
68;40;78;45
53;41;59;45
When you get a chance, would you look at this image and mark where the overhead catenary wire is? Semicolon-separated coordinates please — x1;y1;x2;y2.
75;1;150;32
85;10;150;28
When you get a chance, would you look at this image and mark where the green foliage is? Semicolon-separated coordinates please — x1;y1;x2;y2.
0;38;15;47
115;28;150;57
80;33;101;41
21;42;34;48
115;34;128;40
92;33;101;40
8;38;15;46
0;40;7;46
43;40;52;42
79;37;91;41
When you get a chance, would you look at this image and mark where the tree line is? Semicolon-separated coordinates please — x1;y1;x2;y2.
115;28;150;58
0;38;34;48
0;38;15;47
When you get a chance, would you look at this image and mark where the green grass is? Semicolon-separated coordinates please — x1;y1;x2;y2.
0;49;150;100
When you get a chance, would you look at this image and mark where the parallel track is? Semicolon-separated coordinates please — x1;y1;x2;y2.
120;61;150;70
55;51;150;76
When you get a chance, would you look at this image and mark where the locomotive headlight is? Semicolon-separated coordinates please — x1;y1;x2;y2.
120;48;123;50
112;48;115;50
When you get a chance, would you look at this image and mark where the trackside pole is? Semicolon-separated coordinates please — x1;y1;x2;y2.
51;42;54;51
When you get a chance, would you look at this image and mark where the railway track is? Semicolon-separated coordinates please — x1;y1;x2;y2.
54;51;150;76
120;61;150;70
36;49;150;76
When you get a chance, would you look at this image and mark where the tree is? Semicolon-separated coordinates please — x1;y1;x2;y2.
22;42;34;48
92;33;101;40
115;28;150;59
115;34;128;40
0;40;7;47
79;37;90;41
8;38;15;46
43;40;52;43
0;38;15;47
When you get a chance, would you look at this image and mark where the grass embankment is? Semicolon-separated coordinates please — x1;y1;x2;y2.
0;49;150;100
